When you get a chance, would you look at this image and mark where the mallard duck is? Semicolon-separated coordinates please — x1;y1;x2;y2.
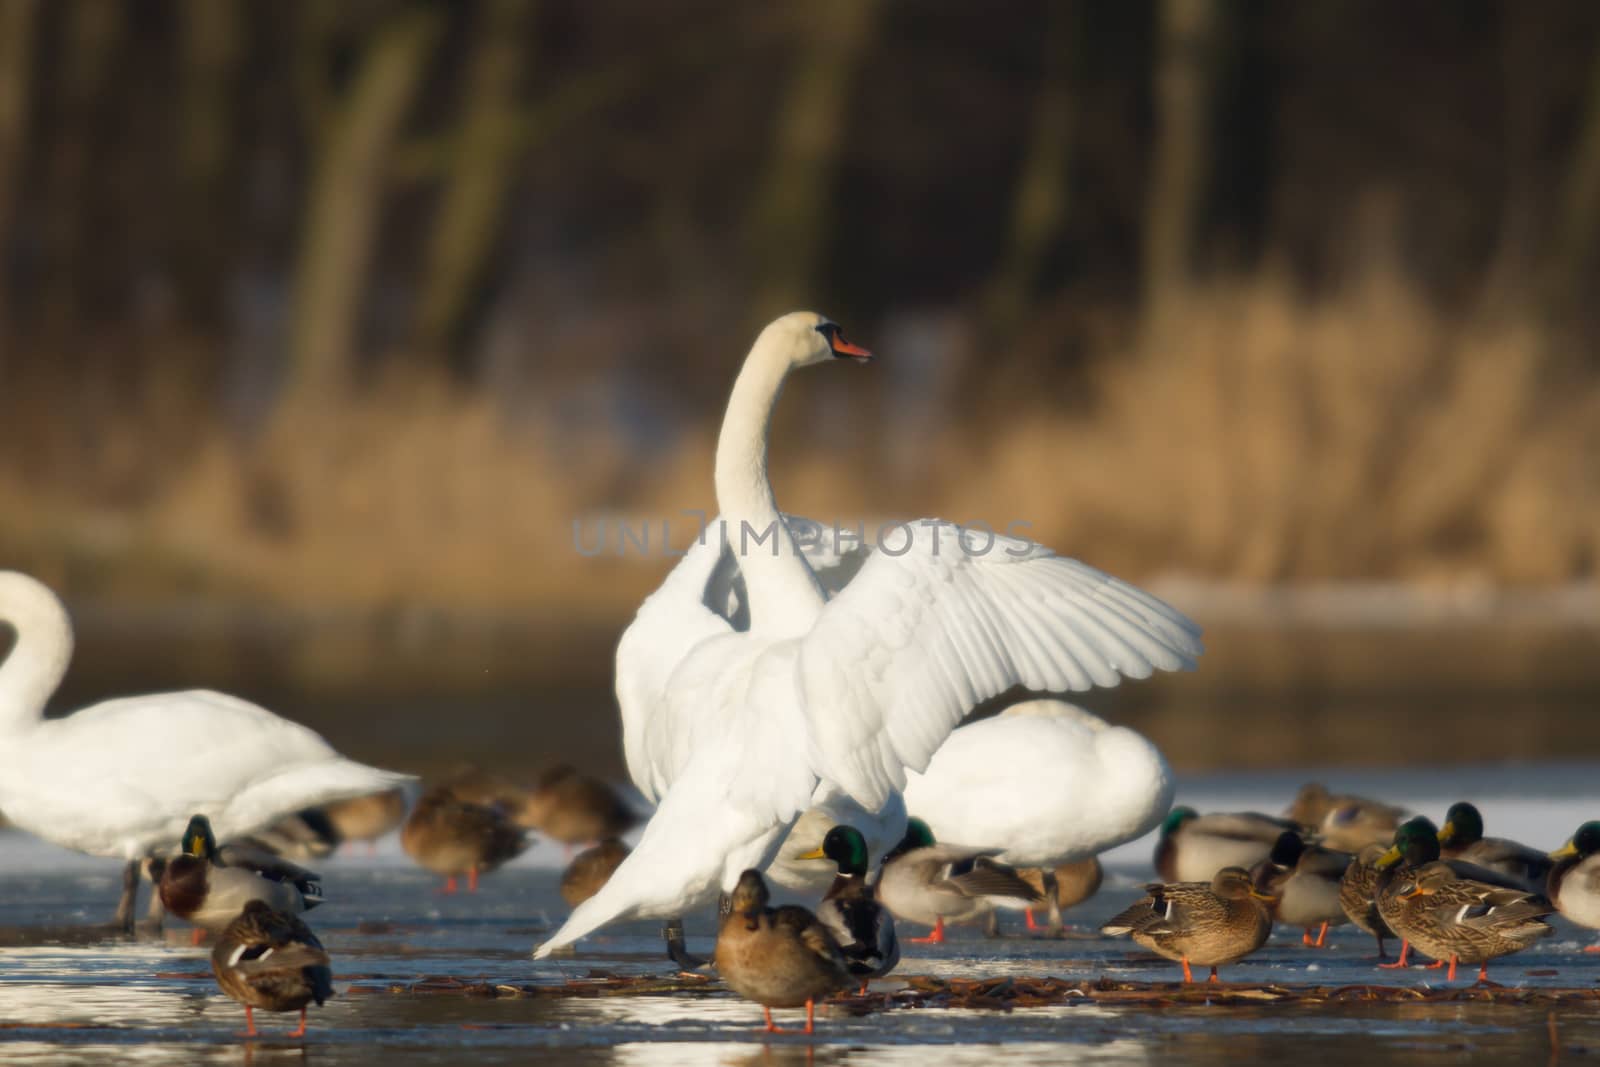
1547;821;1600;948
876;817;1041;944
159;815;323;944
1339;842;1397;958
211;900;333;1038
1100;866;1275;982
1437;801;1551;891
800;825;898;993
560;837;631;907
317;788;408;848
1249;831;1351;947
522;764;640;847
1286;782;1404;851
1374;815;1545;973
1380;860;1553;982
1012;857;1104;933
1153;807;1301;882
400;783;530;893
713;868;850;1034
232;808;341;863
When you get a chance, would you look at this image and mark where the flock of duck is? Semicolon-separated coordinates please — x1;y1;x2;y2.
0;312;1589;1040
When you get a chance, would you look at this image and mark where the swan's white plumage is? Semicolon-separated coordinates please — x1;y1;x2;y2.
902;699;1174;867
534;312;1201;958
0;571;413;860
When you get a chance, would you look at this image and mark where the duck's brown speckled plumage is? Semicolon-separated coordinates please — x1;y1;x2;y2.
211;901;333;1036
1101;867;1273;981
1338;843;1396;956
714;870;849;1032
401;784;529;886
559;838;631;907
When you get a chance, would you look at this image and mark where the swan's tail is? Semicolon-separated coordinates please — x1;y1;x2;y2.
533;771;793;959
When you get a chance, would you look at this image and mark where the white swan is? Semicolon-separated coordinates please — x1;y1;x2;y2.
533;311;1202;958
902;699;1173;866
0;570;413;926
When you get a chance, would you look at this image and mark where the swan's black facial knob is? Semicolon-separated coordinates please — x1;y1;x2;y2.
816;321;873;362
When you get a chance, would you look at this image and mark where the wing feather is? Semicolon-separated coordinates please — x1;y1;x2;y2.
800;522;1201;809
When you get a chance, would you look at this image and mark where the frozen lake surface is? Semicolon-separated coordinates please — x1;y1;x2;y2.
2;764;1599;1064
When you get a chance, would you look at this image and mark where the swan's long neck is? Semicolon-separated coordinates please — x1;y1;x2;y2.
0;574;73;736
714;333;826;636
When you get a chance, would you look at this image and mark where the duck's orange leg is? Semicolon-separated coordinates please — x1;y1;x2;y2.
239;1004;258;1038
763;1006;778;1033
804;998;816;1034
286;1008;308;1039
1377;940;1411;969
1302;921;1328;948
468;868;480;893
190;927;206;947
1444;955;1457;981
1208;966;1220;983
1585;944;1600;953
1476;961;1490;983
908;918;946;944
1424;959;1446;970
441;875;458;895
1181;956;1193;983
1024;910;1039;931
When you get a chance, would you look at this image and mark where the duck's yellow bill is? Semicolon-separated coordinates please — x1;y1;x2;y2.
1437;821;1457;845
1249;889;1278;903
1374;844;1404;870
796;846;827;860
1551;840;1580;861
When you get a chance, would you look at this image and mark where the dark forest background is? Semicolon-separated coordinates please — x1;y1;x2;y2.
2;0;1599;627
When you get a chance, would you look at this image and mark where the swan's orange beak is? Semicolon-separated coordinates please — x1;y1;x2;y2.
831;334;873;363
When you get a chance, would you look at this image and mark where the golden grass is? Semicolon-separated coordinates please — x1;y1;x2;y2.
0;260;1594;616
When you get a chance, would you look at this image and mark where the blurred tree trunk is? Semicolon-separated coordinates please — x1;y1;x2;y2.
1546;39;1600;324
280;5;442;421
1143;0;1222;324
39;0;123;338
982;5;1077;339
0;0;39;341
414;0;534;361
747;0;879;317
175;0;242;329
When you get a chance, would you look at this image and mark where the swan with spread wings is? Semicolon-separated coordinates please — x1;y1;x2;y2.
534;312;1202;958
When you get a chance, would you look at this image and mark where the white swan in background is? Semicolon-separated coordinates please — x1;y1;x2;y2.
534;311;1202;958
0;570;414;928
902;699;1173;866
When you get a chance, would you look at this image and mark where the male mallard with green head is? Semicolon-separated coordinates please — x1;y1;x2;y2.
1437;801;1551;891
876;817;1040;944
799;824;898;993
1101;866;1275;983
159;814;323;944
1249;831;1351;948
1153;807;1300;883
211;900;333;1039
1547;821;1600;950
1369;819;1542;979
713;869;850;1034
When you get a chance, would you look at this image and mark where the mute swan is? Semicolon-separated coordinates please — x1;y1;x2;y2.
901;699;1173;870
533;311;1203;958
0;570;413;928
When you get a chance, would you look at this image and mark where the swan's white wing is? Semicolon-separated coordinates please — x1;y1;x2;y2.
9;690;411;857
798;521;1202;810
615;528;733;801
615;512;866;802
